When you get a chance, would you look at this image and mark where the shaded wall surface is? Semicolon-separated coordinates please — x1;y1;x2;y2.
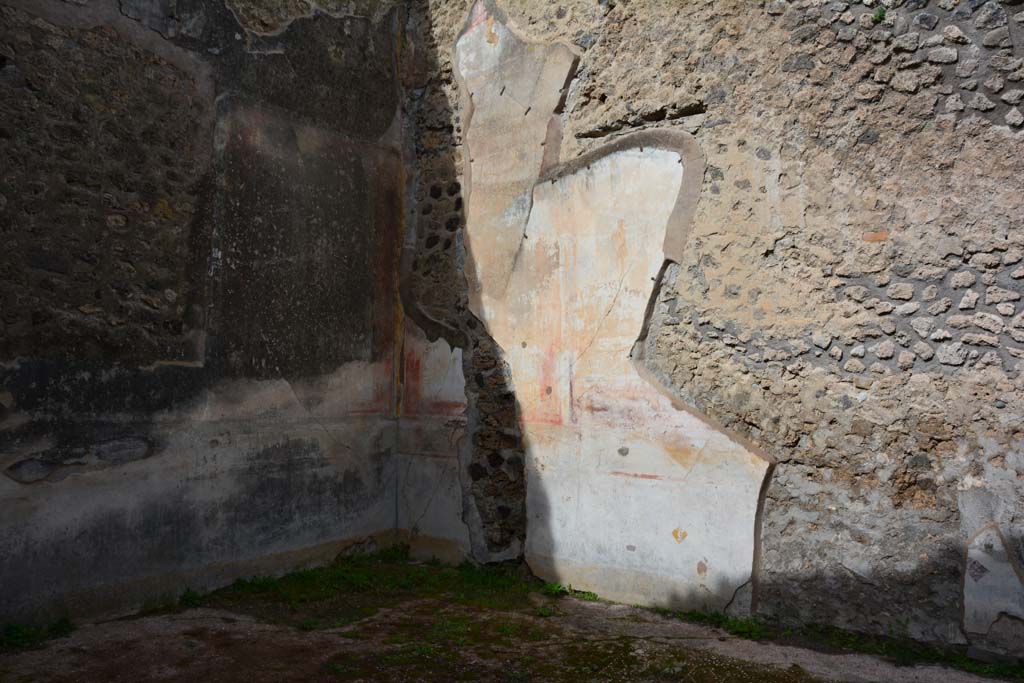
0;0;472;621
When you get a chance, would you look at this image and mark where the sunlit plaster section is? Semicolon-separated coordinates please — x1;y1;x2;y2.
455;4;771;612
454;0;578;322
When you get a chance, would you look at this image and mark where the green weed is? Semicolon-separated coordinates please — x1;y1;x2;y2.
0;618;74;653
179;589;203;608
679;610;769;640
540;582;600;602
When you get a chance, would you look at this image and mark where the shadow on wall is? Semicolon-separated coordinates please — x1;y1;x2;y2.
0;0;409;622
401;0;529;562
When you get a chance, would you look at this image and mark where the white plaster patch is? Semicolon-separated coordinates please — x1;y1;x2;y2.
963;525;1024;637
473;147;770;611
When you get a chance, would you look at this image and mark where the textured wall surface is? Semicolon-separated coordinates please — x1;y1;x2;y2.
404;0;1024;658
2;0;1023;659
0;0;473;621
452;4;771;613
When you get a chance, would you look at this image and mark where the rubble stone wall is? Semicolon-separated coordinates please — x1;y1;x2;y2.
405;0;1024;656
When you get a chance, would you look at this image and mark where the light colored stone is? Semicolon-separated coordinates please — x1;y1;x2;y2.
943;25;969;45
895;302;920;316
910;317;935;338
927;298;953;315
844;358;866;373
936;342;967;365
972;312;1004;334
886;282;914;300
912;341;934;361
968;92;997;111
958;290;980;310
986;286;1021;305
927;47;958;64
951;270;976;288
963;333;1000;347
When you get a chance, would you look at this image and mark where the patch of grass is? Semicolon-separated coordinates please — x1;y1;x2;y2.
0;618;74;653
427;615;473;646
794;624;1024;680
541;581;569;597
496;621;521;637
536;605;556;618
679;610;770;640
179;589;203;608
196;545;539;634
298;618;320;631
322;661;347;676
664;610;1024;681
540;581;601;602
872;6;886;23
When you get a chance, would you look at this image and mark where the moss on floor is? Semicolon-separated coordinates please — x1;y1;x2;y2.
5;547;1022;682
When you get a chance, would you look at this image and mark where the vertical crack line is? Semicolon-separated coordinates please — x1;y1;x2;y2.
574;262;633;366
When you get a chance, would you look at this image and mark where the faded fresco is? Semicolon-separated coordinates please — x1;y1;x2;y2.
456;1;772;612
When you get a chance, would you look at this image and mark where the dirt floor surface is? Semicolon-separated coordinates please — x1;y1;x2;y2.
0;550;1018;683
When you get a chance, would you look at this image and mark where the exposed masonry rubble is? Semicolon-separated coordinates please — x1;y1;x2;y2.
403;1;527;557
408;0;1024;658
770;0;1024;129
0;3;207;363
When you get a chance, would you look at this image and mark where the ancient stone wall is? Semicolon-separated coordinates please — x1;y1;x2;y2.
406;0;1024;658
3;0;1023;659
0;0;474;621
402;0;528;561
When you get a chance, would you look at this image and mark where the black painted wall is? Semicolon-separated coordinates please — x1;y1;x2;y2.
0;0;409;621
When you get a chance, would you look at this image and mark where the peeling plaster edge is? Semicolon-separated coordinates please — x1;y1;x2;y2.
3;0;219;367
454;0;580;324
959;522;1024;646
534;128;706;265
444;1;583;562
